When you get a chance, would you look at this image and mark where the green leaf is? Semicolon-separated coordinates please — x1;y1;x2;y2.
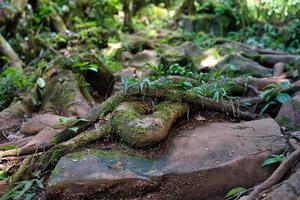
261;154;285;167
279;81;289;89
225;187;247;198
59;117;72;124
68;127;79;133
37;77;45;88
88;63;98;72
276;93;291;104
0;145;18;151
260;88;274;99
79;118;89;122
183;81;193;89
0;170;8;181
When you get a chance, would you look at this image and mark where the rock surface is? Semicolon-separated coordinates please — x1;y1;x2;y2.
46;118;285;200
20;114;63;136
276;94;300;130
215;54;272;77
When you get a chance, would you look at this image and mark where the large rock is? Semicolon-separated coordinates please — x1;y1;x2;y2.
215;54;272;77
46;118;285;200
20;114;64;136
276;94;300;130
160;41;202;68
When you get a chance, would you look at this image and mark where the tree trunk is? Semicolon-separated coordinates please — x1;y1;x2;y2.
122;0;134;33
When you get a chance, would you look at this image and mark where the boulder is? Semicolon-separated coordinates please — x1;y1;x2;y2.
276;94;300;130
215;54;272;77
127;50;159;68
46;118;285;200
160;41;202;68
20;114;64;136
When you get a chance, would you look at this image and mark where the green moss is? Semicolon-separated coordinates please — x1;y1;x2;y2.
290;99;299;111
276;116;291;128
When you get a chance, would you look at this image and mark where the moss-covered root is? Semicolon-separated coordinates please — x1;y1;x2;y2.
10;156;32;186
111;101;189;148
15;125;111;182
123;85;257;120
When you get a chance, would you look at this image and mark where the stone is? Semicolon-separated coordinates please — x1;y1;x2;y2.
261;170;300;200
276;94;300;130
46;118;285;200
128;50;159;68
20;114;63;136
215;54;272;77
196;42;261;71
160;41;202;67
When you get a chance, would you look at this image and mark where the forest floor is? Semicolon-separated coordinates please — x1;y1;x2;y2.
1;13;300;200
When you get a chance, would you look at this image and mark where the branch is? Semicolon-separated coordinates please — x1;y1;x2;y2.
0;33;23;72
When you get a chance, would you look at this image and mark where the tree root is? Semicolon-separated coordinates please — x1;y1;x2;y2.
111;101;189;147
122;84;257;120
259;54;300;66
11;124;111;185
10;156;32;185
246;149;300;200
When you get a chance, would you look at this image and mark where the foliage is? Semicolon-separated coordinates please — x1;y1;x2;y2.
0;170;8;181
261;153;285;167
228;19;300;53
260;82;291;114
0;68;32;110
0;178;44;200
225;187;247;199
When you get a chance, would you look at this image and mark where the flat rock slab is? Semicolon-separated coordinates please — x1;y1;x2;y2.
47;118;285;200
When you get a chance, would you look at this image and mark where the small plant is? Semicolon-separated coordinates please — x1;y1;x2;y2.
0;178;44;200
225;187;247;199
0;170;8;181
72;62;98;72
261;153;285;167
260;81;291;113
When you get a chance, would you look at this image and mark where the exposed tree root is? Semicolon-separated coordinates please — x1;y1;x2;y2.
111;101;189;147
259;54;300;66
246;149;300;200
122;84;257;120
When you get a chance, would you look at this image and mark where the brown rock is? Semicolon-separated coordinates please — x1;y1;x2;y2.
276;94;300;130
20;114;63;136
46;118;285;200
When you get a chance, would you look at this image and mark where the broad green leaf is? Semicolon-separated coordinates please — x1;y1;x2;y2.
225;187;247;198
183;81;193;89
276;93;291;104
279;81;289;89
37;77;45;88
88;63;98;72
261;154;285;167
59;117;72;124
68;127;79;133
